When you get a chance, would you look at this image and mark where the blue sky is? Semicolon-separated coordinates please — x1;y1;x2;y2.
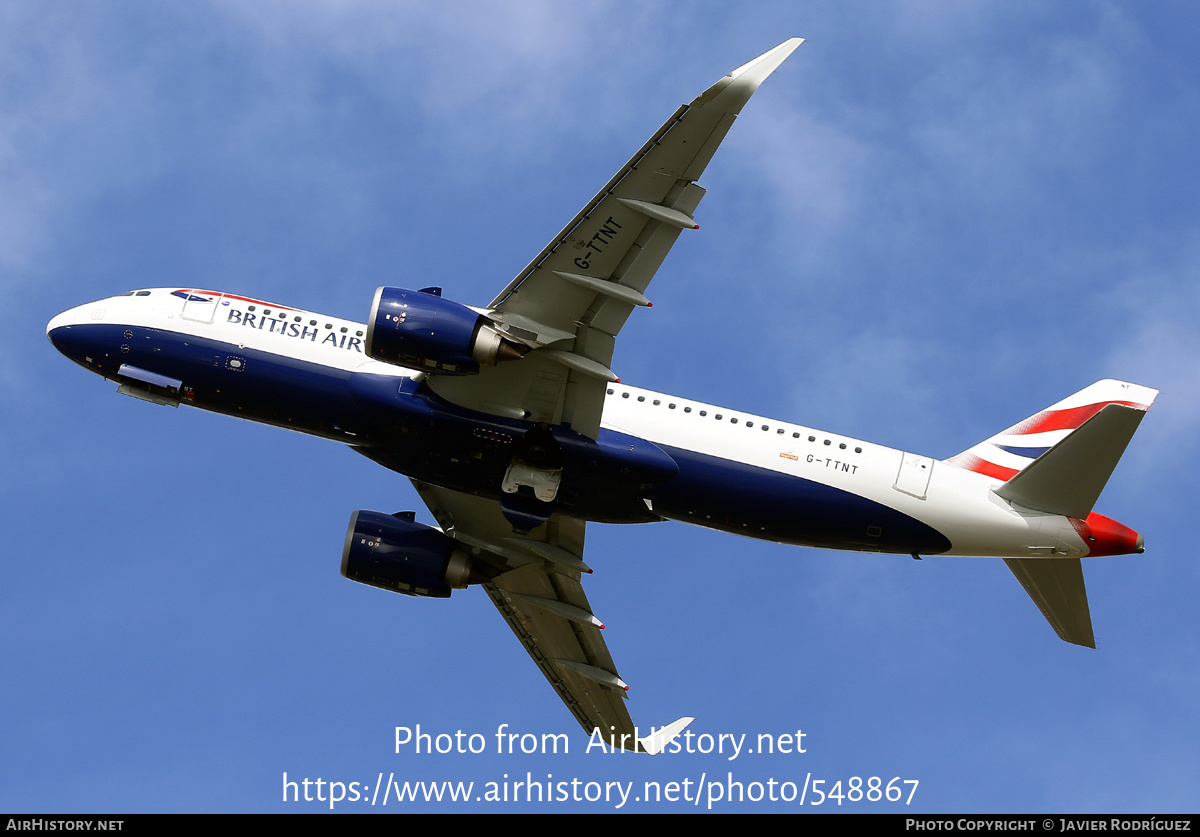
4;1;1199;813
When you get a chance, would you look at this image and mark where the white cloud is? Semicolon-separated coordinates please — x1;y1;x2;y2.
0;7;162;274
1104;237;1200;480
209;0;623;154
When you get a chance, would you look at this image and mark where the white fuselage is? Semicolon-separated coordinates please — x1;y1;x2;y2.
47;288;1094;560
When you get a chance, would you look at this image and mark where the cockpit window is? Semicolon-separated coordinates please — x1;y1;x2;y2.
171;290;214;302
135;291;151;296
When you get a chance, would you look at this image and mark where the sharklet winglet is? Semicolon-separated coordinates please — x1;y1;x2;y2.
638;716;695;756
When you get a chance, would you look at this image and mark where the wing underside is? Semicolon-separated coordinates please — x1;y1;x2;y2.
402;41;803;750
413;482;640;745
486;567;635;739
428;39;803;439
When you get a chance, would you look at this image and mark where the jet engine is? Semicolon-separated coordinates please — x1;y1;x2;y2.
365;286;525;375
340;510;475;598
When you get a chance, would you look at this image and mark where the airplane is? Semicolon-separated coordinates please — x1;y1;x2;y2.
45;38;1156;753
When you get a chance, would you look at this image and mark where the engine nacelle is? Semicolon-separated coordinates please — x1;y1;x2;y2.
340;510;472;598
365;286;523;375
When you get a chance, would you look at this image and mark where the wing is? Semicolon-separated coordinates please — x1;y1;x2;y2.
410;41;802;751
428;39;803;439
413;481;661;749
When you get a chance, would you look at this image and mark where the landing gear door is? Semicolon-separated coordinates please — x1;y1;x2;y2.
180;291;223;324
893;452;934;500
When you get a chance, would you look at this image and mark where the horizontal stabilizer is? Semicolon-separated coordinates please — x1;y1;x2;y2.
1003;558;1095;647
995;404;1146;518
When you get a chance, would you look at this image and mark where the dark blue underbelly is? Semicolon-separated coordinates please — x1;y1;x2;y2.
650;446;951;554
50;322;951;553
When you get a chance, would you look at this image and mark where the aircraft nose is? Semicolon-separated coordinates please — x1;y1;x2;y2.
46;305;97;362
47;309;74;337
46;308;77;352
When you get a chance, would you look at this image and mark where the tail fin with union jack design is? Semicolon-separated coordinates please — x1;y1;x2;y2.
946;379;1158;491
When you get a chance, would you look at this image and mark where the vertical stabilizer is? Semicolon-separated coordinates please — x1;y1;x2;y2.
947;379;1157;486
993;404;1147;519
952;380;1157;648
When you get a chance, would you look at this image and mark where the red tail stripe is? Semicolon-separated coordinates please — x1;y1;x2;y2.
1008;401;1144;436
